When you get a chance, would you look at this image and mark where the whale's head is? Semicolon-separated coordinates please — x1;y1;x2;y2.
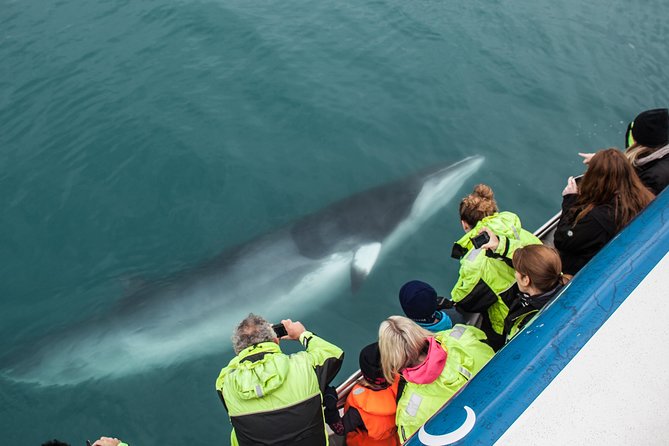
289;156;486;290
409;155;486;224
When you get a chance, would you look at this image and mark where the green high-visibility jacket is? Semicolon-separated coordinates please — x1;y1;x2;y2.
504;283;565;343
216;331;344;446
450;211;541;335
506;311;536;341
396;325;495;443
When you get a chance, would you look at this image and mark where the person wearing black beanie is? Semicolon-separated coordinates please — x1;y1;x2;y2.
580;108;669;195
625;108;669;194
324;342;400;446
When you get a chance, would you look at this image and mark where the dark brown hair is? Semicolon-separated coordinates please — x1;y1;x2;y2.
573;148;654;230
459;184;498;227
512;245;564;292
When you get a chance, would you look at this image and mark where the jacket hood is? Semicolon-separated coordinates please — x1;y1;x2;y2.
635;143;669;166
417;310;453;333
402;337;447;384
225;342;289;400
454;212;523;250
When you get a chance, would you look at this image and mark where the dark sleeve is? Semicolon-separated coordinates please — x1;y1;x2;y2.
326;406;365;436
635;161;667;195
217;390;229;413
342;407;366;434
454;279;499;313
554;204;615;275
500;282;520;308
555;195;577;246
560;193;579;213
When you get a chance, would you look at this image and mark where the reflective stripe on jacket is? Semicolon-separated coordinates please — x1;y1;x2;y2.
345;380;401;446
216;331;344;446
450;211;541;335
396;325;495;443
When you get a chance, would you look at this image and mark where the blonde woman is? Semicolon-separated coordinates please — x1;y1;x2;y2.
378;316;494;443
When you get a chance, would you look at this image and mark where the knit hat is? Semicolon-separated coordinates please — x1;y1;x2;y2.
359;342;386;385
399;280;438;323
626;108;669;148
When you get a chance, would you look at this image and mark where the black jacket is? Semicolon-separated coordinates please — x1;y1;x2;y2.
635;153;669;195
502;283;564;340
554;194;617;275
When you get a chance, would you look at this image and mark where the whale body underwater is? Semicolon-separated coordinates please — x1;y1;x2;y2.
2;156;483;385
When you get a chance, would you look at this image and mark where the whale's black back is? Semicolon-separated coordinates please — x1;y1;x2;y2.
290;174;424;259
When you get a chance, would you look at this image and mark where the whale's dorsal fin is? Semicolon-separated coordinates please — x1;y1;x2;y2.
350;243;382;293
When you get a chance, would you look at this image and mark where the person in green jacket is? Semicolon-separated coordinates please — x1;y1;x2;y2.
378;316;494;444
216;313;344;446
449;184;541;350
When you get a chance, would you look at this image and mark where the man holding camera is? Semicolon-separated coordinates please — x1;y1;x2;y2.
215;314;344;446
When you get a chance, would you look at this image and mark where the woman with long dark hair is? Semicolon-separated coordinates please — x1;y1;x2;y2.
555;148;654;276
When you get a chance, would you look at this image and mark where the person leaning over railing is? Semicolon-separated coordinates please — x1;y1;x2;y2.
580;108;669;194
449;184;541;351
554;149;654;278
215;314;344;446
503;245;568;343
378;316;494;444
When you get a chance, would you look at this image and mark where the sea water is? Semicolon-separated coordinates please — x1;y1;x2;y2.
1;0;668;444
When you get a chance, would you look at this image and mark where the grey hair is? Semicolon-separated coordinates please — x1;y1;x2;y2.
232;313;276;354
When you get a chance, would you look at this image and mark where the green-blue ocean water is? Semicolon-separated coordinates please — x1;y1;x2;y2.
1;0;667;443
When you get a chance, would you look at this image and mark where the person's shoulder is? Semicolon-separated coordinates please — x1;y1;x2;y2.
497;210;519;218
494;210;521;224
561;193;579;209
587;203;617;232
637;155;669;193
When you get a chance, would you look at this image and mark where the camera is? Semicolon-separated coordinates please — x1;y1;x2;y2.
436;296;454;310
471;231;490;249
272;323;288;338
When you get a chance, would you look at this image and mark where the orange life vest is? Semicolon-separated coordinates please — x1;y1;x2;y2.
344;380;401;446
